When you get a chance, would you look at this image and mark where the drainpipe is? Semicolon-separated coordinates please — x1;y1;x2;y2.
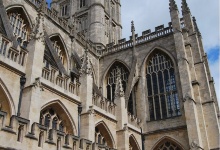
141;127;145;150
78;104;82;137
17;76;26;117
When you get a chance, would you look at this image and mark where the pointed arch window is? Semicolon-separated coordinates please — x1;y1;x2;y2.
106;62;135;114
49;36;68;70
7;9;31;48
146;52;181;121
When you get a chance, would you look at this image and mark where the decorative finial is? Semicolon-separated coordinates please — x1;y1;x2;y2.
80;48;92;75
30;3;45;43
131;21;135;33
169;0;178;11
181;0;190;15
192;17;201;36
114;67;124;99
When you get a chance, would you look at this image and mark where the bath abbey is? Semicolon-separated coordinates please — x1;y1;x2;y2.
0;0;219;149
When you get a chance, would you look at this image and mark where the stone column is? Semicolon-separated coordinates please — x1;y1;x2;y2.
114;67;129;149
20;6;46;126
79;49;95;142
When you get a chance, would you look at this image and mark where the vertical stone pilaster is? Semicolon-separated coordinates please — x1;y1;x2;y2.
20;5;46;126
79;49;95;142
169;0;203;148
116;125;129;150
181;0;220;148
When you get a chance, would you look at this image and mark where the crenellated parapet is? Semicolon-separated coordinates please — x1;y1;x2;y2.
97;22;173;56
127;112;142;129
0;35;28;69
92;88;116;116
42;62;80;96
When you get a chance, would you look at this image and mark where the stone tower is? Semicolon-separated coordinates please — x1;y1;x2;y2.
51;0;122;47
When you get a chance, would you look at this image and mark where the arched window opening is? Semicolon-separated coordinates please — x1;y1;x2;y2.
7;8;31;48
50;36;68;70
129;135;140;150
95;123;114;148
17;125;24;142
146;51;181;121
0;83;13;124
106;62;135;115
40;105;74;134
38;131;44;147
154;140;183;150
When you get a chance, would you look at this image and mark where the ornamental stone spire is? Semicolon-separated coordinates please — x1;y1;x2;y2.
114;67;124;99
181;0;191;15
169;0;178;11
80;48;92;75
192;17;201;36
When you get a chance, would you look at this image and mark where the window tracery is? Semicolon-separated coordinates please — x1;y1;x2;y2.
52;41;65;64
146;52;181;121
106;62;135;114
7;11;30;48
95;127;107;146
40;108;66;133
155;141;182;150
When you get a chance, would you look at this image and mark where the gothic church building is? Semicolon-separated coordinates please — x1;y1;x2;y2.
0;0;219;149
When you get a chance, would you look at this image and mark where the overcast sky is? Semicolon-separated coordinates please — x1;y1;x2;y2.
46;0;219;101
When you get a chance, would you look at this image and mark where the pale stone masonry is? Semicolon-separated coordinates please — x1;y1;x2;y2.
0;0;219;149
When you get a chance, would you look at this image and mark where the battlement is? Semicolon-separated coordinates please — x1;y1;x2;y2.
97;23;173;56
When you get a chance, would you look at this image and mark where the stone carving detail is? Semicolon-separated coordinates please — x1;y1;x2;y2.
32;78;44;91
80;48;92;75
181;0;190;15
114;67;125;98
190;141;203;150
88;106;95;115
30;2;45;43
169;0;178;11
123;124;128;131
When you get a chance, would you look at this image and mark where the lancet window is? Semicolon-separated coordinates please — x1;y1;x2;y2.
106;62;135;114
80;0;86;8
7;10;30;48
40;108;66;133
146;52;181;121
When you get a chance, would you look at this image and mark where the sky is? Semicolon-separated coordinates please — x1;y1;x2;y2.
46;0;219;101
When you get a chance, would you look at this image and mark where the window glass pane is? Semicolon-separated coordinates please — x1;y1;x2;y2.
148;97;155;120
154;95;161;120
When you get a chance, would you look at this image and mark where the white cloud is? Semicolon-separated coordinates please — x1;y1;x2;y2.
121;0;220;102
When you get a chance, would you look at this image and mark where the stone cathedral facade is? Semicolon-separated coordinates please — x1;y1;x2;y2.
0;0;219;149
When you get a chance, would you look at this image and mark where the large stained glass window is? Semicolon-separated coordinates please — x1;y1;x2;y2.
146;52;180;121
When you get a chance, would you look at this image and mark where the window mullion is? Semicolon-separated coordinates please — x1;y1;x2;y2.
156;73;163;119
167;68;174;117
162;71;169;118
